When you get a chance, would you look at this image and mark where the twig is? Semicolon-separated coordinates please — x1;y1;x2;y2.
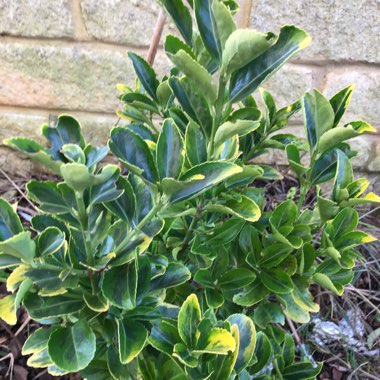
285;315;301;345
0;168;37;211
15;315;31;337
146;9;167;65
238;0;253;28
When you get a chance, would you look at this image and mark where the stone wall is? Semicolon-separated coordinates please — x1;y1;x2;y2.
0;0;379;177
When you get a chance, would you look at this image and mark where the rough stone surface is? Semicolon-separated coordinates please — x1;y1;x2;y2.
0;0;74;38
0;42;171;113
0;110;120;175
323;68;380;127
250;0;380;63
80;0;177;46
257;64;316;108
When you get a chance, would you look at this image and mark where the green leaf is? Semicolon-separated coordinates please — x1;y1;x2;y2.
4;137;62;174
302;90;335;149
313;272;342;296
194;327;236;355
61;143;85;164
194;0;235;61
250;332;272;374
128;52;159;100
37;227;65;257
283;362;323;380
310;147;344;185
233;278;269;307
214;120;260;148
168;49;217;103
109;127;158;184
0;198;23;241
156;119;184;180
102;261;137;310
206;195;261;222
253;301;285;328
48;320;96;372
160;0;193;45
260;268;293;294
331;207;358;238
178;294;201;349
316;121;375;155
27;181;70;214
149;319;181;354
210;0;236;52
330;84;355;127
205;288;224;308
117;319;148;364
105;177;136;222
211;324;239;380
173;343;199;368
277;292;310;323
227;314;256;374
230;26;311;102
150;262;191;290
219;268;256;290
185;120;207;166
203;218;245;246
292;277;319;313
42;115;84;161
23;293;84;319
162;162;242;203
0;231;35;264
0;294;18;325
60;163;92;192
169;76;213;137
222;29;276;76
22;326;58;355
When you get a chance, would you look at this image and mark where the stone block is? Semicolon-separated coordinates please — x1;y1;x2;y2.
0;0;74;38
0;41;171;113
323;68;380;127
250;0;380;63
80;0;177;46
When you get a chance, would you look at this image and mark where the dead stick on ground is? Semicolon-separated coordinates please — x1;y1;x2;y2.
285;315;302;345
238;0;253;28
0;168;37;211
147;9;167;65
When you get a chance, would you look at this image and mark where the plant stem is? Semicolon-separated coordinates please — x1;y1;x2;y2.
75;191;93;266
297;183;309;212
147;9;166;65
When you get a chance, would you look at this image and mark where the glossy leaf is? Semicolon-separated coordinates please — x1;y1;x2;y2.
102;261;137;310
178;294;201;348
330;84;354;127
156;119;184;179
194;327;236;355
227;314;256;373
161;0;193;44
109;127;158;184
118;319;148;364
168;49;217;102
230;26;311;102
128;52;159;100
222;29;276;76
185;120;207;166
48;320;96;372
302;89;335;149
169;76;213;136
162;162;242;203
219;268;256;290
0;198;23;241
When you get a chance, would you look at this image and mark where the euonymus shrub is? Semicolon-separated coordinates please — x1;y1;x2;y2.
0;0;378;379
